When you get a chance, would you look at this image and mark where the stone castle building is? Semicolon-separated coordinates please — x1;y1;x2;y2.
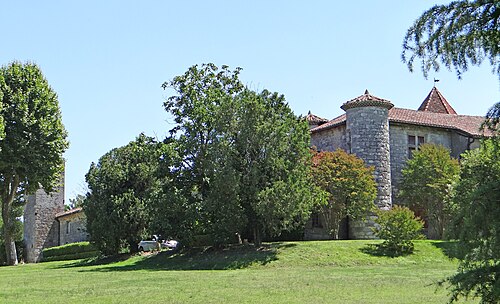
22;87;487;257
305;87;486;240
23;175;88;263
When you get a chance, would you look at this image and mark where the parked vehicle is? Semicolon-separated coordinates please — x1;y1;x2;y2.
137;240;159;252
138;236;179;252
161;240;179;249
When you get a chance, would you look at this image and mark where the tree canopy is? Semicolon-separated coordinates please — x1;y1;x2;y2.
398;144;459;240
402;0;500;80
311;149;377;239
162;63;316;246
84;134;163;255
448;140;500;304
0;61;68;265
403;2;500;302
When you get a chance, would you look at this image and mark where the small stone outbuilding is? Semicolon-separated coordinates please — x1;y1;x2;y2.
56;207;88;245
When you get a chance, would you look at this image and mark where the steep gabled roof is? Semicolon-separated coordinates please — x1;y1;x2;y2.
418;87;457;114
311;108;488;137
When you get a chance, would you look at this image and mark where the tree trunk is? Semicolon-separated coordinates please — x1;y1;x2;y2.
2;203;18;266
3;229;18;266
1;174;20;266
253;226;262;248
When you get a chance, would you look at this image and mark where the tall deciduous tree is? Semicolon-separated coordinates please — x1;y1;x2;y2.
162;63;246;245
0;62;68;265
448;140;500;304
233;89;316;246
311;149;377;239
84;134;162;255
163;64;316;246
398;144;459;240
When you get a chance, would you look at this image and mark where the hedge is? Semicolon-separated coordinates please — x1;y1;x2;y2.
42;242;99;262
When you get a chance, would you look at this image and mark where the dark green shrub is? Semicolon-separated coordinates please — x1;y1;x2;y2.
42;242;99;261
373;206;424;255
43;251;100;262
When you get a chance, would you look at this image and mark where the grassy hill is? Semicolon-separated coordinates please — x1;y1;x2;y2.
0;240;472;303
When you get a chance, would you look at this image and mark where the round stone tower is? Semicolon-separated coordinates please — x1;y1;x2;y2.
341;90;393;238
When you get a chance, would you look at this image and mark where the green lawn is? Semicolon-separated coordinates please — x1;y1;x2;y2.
0;240;474;303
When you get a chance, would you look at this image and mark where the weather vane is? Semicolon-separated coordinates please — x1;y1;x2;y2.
433;78;440;87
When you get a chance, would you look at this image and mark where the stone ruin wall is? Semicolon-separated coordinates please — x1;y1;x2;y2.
23;182;64;263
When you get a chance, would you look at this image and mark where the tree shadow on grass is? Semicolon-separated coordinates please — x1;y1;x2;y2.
359;243;413;258
54;243;296;272
430;241;464;260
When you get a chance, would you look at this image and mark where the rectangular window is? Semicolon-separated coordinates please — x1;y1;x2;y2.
418;136;425;146
66;222;71;234
408;135;425;158
408;135;416;146
311;212;322;228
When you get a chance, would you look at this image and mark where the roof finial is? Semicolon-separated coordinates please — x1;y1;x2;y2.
433;78;440;87
308;110;311;115
364;89;370;95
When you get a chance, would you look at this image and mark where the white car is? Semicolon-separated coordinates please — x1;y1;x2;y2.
161;240;179;249
138;240;159;252
138;238;179;252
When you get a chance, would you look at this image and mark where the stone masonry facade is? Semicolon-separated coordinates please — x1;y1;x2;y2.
57;208;88;245
24;182;65;263
305;87;487;240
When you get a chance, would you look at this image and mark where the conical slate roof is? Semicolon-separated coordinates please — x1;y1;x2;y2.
418;86;457;114
340;89;394;111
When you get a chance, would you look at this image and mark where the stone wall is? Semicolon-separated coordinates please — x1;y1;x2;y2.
23;182;65;263
389;123;462;203
310;124;347;152
450;131;476;158
58;211;88;245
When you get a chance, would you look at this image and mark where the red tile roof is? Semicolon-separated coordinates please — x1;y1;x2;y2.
56;207;83;218
311;113;346;132
389;108;487;136
306;111;328;125
340;89;394;111
418;87;457;114
311;108;488;137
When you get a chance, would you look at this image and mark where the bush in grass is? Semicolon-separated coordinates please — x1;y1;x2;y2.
373;206;424;255
42;242;99;262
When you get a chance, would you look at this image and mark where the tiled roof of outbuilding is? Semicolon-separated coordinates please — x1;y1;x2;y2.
56;207;83;218
418;87;457;114
311;108;488;137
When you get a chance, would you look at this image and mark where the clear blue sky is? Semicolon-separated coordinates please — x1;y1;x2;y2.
2;1;499;202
